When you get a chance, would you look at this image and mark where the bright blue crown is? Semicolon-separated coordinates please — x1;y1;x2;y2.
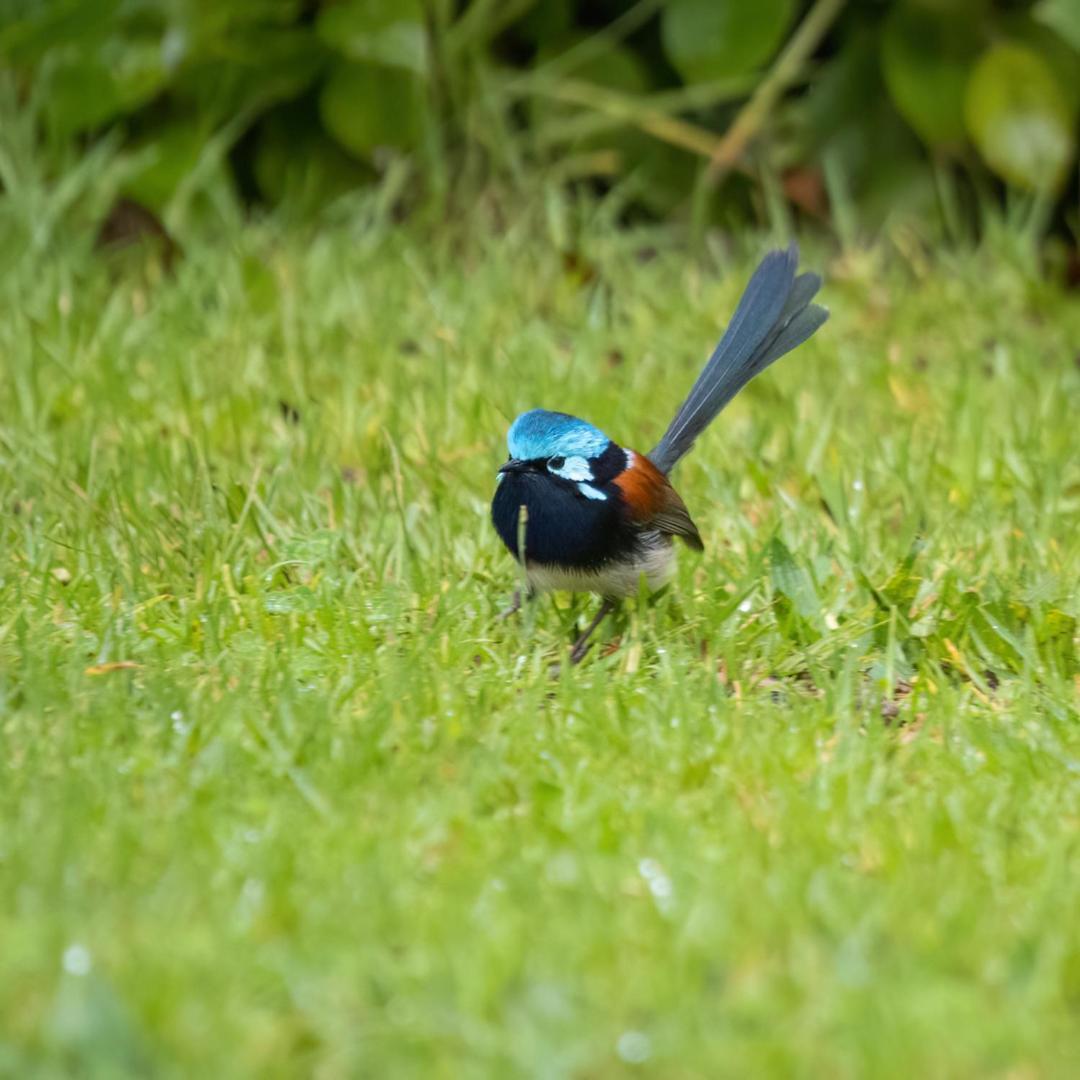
507;409;612;461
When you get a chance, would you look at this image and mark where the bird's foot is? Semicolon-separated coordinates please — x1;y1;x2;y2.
498;590;523;621
568;637;592;665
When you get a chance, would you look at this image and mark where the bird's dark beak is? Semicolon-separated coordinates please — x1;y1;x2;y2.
498;459;526;476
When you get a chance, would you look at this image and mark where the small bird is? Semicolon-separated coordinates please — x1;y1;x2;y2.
491;243;828;663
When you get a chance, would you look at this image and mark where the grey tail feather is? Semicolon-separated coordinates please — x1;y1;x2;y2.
648;242;829;475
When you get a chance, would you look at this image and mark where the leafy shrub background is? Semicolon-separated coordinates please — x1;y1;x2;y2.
1;0;1078;241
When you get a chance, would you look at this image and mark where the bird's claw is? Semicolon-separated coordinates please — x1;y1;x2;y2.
568;638;593;665
498;590;523;620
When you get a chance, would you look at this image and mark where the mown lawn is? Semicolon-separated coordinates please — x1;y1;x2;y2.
1;212;1078;1077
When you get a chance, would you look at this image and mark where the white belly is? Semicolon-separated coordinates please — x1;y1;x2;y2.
525;536;676;597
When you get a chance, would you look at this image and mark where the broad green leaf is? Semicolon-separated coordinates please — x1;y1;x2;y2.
317;0;427;75
0;0;118;64
1035;0;1080;52
319;61;423;158
881;3;979;145
661;0;794;83
999;12;1080;114
42;54;120;137
43;37;165;138
965;43;1075;192
171;27;327;119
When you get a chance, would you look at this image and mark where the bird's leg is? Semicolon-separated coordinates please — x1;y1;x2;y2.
499;587;535;621
569;598;616;665
499;590;523;620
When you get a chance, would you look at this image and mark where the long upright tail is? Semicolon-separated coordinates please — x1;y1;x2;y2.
648;243;828;475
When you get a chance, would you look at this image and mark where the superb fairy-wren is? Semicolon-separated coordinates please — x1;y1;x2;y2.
492;243;828;663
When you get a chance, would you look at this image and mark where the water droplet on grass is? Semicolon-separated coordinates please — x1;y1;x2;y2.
638;858;675;914
617;1030;651;1063
62;944;92;976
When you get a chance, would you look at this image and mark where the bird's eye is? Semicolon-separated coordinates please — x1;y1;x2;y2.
548;456;565;471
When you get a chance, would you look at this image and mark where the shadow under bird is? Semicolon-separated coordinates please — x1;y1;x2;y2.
491;243;829;664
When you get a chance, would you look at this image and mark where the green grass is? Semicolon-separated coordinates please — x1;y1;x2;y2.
1;206;1079;1078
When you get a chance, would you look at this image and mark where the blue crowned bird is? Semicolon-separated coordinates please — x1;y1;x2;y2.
491;243;828;663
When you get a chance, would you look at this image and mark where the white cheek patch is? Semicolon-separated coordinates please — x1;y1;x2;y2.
549;455;593;482
577;482;607;501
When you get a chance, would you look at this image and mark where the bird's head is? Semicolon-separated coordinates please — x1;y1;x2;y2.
498;409;626;498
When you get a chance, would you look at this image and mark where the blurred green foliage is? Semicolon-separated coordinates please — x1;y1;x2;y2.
1;0;1077;238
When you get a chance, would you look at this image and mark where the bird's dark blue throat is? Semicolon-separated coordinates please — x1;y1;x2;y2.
491;442;639;570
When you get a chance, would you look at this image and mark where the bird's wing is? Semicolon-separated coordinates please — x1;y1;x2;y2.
615;452;704;551
650;496;704;551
